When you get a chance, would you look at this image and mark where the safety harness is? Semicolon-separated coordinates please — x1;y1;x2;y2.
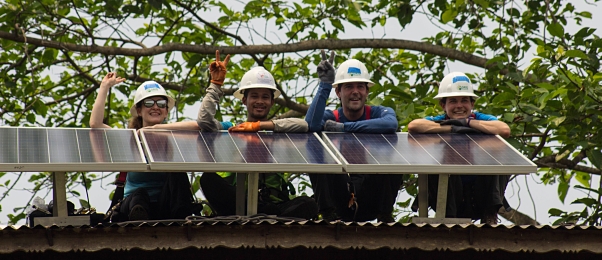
333;105;371;122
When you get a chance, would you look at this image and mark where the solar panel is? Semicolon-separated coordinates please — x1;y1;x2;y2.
0;127;147;172
141;130;342;172
323;132;536;174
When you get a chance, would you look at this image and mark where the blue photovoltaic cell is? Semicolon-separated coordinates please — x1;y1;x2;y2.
171;131;215;163
77;129;112;163
329;133;379;165
386;134;441;165
48;128;80;163
286;133;339;165
410;133;468;165
468;135;532;165
200;132;246;163
353;133;409;165
142;131;341;172
18;128;50;164
325;132;534;171
0;128;17;163
257;132;308;164
229;132;274;163
440;134;501;165
0;127;146;172
105;130;144;163
144;130;184;162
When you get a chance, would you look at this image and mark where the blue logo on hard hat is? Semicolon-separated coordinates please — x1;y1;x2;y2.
144;83;161;91
452;75;470;91
452;75;470;84
347;67;361;76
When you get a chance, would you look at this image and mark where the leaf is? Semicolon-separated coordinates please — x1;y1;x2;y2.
551;116;566;127
121;5;142;14
396;2;414;28
441;9;458;24
586;150;602;170
148;0;162;10
571;198;598;207
565;50;589;59
574;171;591;188
558;181;569;203
79;199;90;208
547;22;564;38
548;208;564;216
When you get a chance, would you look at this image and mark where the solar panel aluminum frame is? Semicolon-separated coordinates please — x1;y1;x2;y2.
322;132;537;174
0;127;147;172
140;130;343;173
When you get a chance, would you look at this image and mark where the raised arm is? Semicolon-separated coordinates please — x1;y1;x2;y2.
90;72;125;128
306;50;335;132
197;50;231;132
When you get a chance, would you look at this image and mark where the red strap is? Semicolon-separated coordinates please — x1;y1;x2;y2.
115;172;127;187
333;106;371;122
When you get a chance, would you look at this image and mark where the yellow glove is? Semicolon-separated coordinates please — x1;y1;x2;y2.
228;121;261;132
209;50;230;85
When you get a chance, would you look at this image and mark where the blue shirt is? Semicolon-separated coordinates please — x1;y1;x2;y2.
220;121;233;130
305;82;398;133
124;172;167;202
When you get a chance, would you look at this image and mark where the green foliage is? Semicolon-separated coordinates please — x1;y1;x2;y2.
1;0;602;225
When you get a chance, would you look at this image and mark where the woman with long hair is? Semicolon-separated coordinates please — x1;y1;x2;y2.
90;72;193;221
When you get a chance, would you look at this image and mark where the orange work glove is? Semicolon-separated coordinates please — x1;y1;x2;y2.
228;121;261;132
209;50;230;85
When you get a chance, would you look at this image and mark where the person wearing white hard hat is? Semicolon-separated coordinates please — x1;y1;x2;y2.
90;73;193;222
407;71;511;225
407;72;510;136
304;51;402;223
196;51;317;219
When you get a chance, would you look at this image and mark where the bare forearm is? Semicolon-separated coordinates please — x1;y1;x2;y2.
469;120;511;138
90;86;111;129
150;121;199;130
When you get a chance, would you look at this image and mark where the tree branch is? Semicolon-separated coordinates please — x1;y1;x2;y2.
0;31;494;70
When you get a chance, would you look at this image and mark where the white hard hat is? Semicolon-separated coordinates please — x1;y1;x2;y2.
129;81;176;117
332;59;374;87
233;66;281;100
434;72;479;100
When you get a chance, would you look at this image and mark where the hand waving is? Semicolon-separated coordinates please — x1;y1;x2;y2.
317;50;335;84
209;50;231;86
100;72;125;89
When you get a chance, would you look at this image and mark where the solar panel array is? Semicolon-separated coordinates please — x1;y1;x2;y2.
0;127;536;174
140;130;342;172
323;132;536;174
0;127;146;172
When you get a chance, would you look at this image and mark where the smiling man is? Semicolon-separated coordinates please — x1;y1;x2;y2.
196;51;317;219
407;71;511;224
305;51;402;223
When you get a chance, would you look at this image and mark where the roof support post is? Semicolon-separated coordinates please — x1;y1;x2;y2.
247;172;259;216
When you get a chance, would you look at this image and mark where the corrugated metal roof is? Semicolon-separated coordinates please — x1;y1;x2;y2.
1;216;601;257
